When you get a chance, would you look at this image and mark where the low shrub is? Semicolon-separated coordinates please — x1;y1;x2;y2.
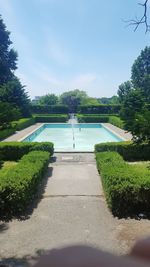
11;118;35;131
77;114;124;128
0;128;16;141
34;114;68;122
0;151;50;217
108;116;124;129
78;104;121;114
31;105;69;114
96;151;150;217
0;142;54;161
77;114;109;123
95;141;150;161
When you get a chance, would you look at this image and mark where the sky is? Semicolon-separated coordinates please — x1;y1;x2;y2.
0;0;150;99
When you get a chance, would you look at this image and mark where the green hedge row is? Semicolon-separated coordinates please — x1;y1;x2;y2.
96;151;150;217
77;114;124;128
78;104;121;114
108;116;124;129
0;128;16;141
31;105;69;114
77;114;109;123
95;141;150;161
34;114;68;122
0;151;50;217
0;142;54;161
11;118;35;131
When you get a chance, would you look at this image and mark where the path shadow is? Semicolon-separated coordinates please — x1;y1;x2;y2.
19;165;53;221
0;223;9;233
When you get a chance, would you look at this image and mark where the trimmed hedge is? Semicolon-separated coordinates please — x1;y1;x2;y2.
108;116;124;129
78;104;121;114
0;151;50;217
0;142;54;161
77;114;109;123
34;114;68;123
77;114;124;128
31;105;69;114
95;141;150;161
0;128;16;141
96;151;150;217
11;118;35;131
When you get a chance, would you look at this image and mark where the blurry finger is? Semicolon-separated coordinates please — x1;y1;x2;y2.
130;237;150;262
34;245;149;267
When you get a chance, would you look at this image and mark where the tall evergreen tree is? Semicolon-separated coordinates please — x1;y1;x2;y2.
0;15;18;85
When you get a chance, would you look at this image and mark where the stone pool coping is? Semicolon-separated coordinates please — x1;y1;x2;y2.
2;122;132;145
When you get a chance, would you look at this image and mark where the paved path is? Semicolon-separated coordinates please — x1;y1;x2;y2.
3;123;42;141
0;153;150;266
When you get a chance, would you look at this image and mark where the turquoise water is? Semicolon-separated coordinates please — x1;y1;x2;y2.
23;123;123;152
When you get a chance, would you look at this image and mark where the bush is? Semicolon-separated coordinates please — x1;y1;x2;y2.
0;142;54;161
95;141;150;161
34;114;68;122
11;118;35;131
0;128;16;141
78;105;121;114
0;151;50;217
108;116;124;129
31;105;69;114
96;151;150;217
77;114;109;123
77;114;124;127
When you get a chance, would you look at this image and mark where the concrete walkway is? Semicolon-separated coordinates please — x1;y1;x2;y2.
0;153;150;266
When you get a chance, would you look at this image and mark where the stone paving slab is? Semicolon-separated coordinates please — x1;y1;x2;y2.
43;163;103;197
3;123;42;142
102;123;132;141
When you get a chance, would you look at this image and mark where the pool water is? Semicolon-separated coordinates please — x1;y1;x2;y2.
23;123;123;152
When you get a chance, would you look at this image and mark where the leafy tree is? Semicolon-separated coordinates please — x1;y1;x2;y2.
81;97;99;105
131;46;150;102
0;102;21;129
133;109;150;143
117;81;133;103
39;94;58;105
0;15;18;85
99;96;119;104
59;89;87;112
0;77;30;117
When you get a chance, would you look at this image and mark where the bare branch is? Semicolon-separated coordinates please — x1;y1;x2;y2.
125;0;150;33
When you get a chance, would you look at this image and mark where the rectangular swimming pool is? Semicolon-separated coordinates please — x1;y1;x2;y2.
22;123;123;152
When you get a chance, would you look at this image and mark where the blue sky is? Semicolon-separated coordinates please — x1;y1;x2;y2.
0;0;149;99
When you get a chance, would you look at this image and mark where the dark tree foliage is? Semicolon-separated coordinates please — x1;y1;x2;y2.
0;102;21;129
117;81;133;103
39;94;58;105
131;46;150;102
0;77;30;117
120;90;144;131
0;15;18;85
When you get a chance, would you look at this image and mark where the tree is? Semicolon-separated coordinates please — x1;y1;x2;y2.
0;77;30;117
133;109;150;143
117;81;133;103
39;94;58;105
0;15;18;85
127;0;150;33
81;97;99;105
0;102;21;129
131;46;150;102
59;89;87;112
